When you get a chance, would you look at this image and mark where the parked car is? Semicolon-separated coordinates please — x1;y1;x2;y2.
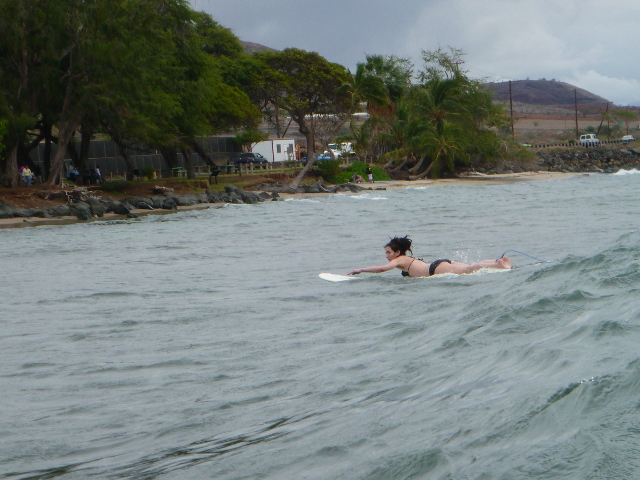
327;142;355;158
233;152;268;165
579;134;600;147
622;135;635;144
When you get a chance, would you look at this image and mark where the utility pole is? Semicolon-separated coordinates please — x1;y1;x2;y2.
509;80;514;141
596;102;609;139
574;89;579;139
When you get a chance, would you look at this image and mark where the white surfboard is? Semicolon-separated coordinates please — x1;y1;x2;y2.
319;273;360;282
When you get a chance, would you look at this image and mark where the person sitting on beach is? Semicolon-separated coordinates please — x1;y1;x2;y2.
67;163;80;182
94;165;107;184
348;236;512;277
350;173;364;183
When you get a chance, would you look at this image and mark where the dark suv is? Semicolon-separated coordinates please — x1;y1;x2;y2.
233;153;268;165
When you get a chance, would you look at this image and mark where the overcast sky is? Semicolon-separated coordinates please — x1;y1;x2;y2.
192;0;640;106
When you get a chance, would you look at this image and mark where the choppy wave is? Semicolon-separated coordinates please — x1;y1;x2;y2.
3;175;640;479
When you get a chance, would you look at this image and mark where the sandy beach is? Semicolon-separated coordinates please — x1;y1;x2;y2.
0;171;579;229
277;170;579;199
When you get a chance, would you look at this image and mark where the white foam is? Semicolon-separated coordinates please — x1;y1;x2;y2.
351;193;388;201
284;198;321;203
613;169;640;175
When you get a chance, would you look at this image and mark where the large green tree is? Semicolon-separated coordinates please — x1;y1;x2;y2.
373;48;507;178
152;9;260;179
0;1;259;185
255;48;351;188
0;0;188;186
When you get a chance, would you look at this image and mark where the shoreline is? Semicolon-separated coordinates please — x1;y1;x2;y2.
276;170;580;200
0;171;580;229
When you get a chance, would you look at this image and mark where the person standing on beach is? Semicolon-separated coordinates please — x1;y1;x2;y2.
22;166;34;186
365;165;374;183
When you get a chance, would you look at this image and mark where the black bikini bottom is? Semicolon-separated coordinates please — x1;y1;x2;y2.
429;259;452;276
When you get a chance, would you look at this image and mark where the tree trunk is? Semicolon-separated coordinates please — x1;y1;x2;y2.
190;139;217;168
289;131;315;191
113;138;136;175
80;129;91;169
181;147;196;180
408;154;439;180
408;154;429;174
4;145;19;187
43;120;80;186
66;134;80;168
159;146;178;175
382;156;397;169
390;158;409;172
42;123;53;179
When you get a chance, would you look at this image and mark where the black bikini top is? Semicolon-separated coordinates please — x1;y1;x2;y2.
401;257;423;276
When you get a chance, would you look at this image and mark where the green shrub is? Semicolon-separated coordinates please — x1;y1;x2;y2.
345;161;390;182
316;159;391;184
141;165;155;179
315;159;343;182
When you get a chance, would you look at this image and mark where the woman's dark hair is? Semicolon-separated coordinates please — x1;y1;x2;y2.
386;236;412;255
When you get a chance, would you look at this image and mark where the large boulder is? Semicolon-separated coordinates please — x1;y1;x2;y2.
70;202;93;220
84;196;103;205
224;185;243;196
227;193;243;204
14;208;51;218
162;198;177;210
106;201;133;215
90;203;106;217
0;200;17;218
48;205;73;217
150;196;167;208
206;191;225;203
121;196;154;209
175;193;206;206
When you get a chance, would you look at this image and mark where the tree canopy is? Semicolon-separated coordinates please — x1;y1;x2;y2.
0;0;260;185
362;48;509;179
253;48;351;188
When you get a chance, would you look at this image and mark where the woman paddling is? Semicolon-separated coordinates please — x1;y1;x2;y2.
348;236;512;277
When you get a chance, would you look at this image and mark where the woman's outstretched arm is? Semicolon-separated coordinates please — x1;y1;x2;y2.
348;260;399;275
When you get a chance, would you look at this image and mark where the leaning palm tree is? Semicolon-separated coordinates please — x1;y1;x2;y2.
408;121;467;180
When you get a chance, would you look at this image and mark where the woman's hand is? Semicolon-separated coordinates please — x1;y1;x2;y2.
348;269;361;275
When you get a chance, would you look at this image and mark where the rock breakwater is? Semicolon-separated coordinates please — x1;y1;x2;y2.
0;182;379;225
536;147;640;173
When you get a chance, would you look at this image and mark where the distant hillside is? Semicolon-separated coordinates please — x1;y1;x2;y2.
485;79;609;106
240;41;277;54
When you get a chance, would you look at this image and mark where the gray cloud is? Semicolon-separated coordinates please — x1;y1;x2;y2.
194;0;640;105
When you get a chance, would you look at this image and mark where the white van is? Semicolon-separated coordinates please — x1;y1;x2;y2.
579;134;600;147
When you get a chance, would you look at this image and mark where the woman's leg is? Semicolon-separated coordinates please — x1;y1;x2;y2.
434;256;511;275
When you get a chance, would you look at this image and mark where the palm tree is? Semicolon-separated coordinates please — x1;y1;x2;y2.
408;121;467;180
413;75;464;135
338;63;388;140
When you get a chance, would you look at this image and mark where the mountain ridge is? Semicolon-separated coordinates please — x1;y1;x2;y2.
484;79;610;106
238;42;612;108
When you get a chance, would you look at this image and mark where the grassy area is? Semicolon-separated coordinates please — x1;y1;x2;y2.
96;161;389;197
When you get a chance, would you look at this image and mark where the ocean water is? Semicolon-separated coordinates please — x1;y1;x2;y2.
2;172;640;479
